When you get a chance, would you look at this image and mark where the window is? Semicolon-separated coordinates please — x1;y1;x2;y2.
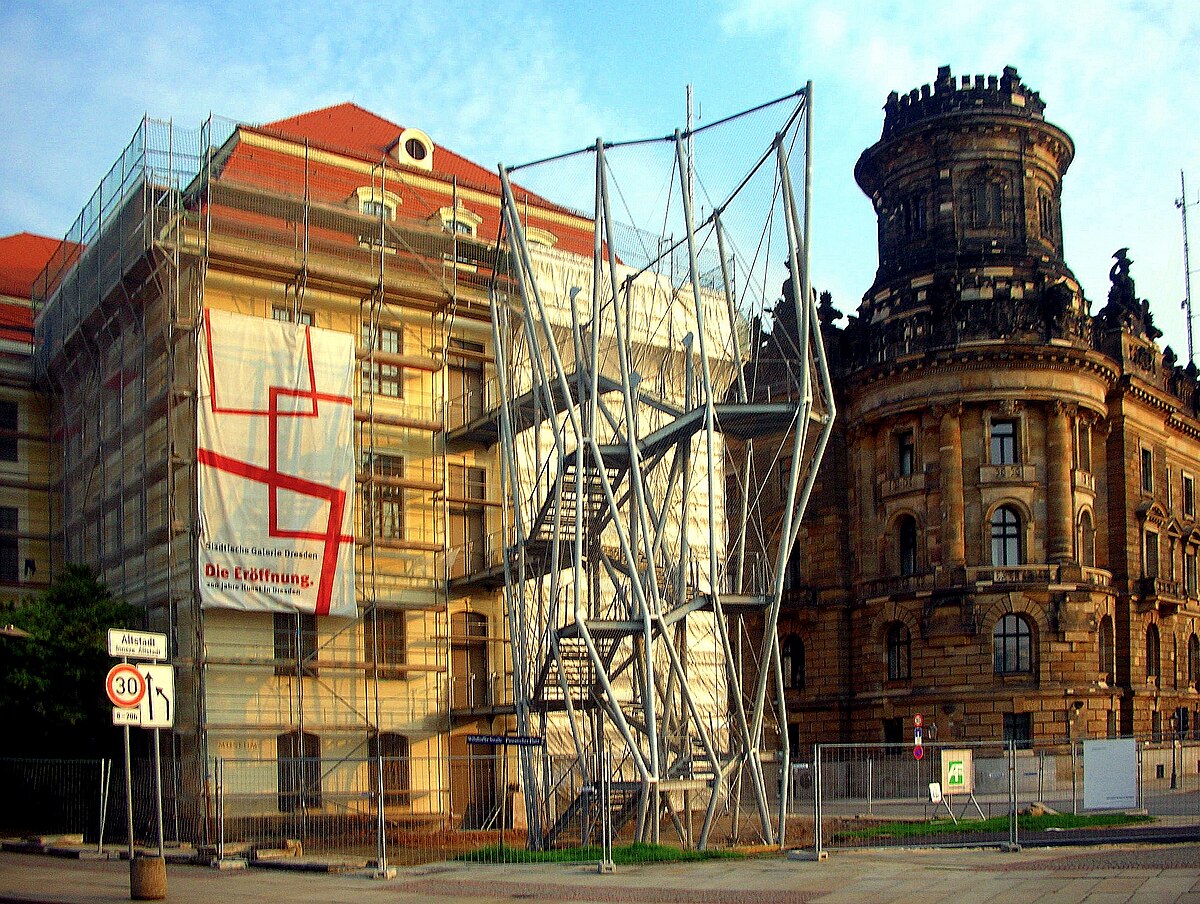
448;464;487;579
1144;529;1159;578
1190;634;1200;688
0;506;17;583
1037;188;1055;239
363;453;404;540
900;192;927;237
436;206;482;239
362;325;403;398
362;200;389;219
897;515;918;576
1152;710;1164;743
1078;510;1096;567
1187;549;1198;596
1106;709;1118;739
990;419;1018;465
886;622;911;681
783;544;804;592
962;172;1009;230
369;732;410;803
1141;447;1154;493
274;612;318;677
272;306;313;325
1147;624;1161;682
990;506;1022;566
364;608;406;678
781;635;805;690
0;400;17;461
993;613;1032;674
1076;422;1091;472
1003;713;1032;750
896;430;915;477
1186;475;1196;518
404;137;427;161
1174;706;1190;739
355;186;399;220
277;730;320;813
882;717;904;746
1098;615;1115;684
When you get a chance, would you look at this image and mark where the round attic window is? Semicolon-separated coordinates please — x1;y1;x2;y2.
405;138;428;161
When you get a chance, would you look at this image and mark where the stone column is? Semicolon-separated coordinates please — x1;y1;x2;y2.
939;406;965;567
1047;402;1074;563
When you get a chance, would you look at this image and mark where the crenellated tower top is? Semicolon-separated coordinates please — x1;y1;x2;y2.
881;65;1046;140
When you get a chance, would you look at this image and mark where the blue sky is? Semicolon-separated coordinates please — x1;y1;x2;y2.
2;1;1198;353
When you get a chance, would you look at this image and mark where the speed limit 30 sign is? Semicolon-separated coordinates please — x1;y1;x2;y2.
106;663;147;708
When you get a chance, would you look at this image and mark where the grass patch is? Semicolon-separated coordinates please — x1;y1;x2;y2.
834;811;1153;841
456;841;746;864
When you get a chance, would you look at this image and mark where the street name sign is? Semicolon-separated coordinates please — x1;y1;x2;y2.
107;628;167;661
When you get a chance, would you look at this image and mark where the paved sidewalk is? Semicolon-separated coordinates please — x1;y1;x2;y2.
1;844;1199;903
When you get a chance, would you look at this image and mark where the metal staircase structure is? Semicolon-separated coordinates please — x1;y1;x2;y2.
480;86;833;848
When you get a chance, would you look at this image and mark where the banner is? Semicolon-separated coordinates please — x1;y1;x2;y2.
197;308;356;616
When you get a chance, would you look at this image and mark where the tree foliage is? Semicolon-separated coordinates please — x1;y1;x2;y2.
0;566;143;756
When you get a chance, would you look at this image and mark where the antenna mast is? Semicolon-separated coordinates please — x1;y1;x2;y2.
1178;170;1195;365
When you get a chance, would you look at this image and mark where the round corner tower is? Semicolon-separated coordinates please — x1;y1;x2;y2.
824;66;1123;747
851;65;1081;358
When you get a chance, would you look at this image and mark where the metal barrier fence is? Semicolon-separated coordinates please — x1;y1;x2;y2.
802;736;1200;855
6;738;1199;865
0;757;182;850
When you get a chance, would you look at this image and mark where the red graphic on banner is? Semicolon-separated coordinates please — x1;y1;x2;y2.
199;315;354;615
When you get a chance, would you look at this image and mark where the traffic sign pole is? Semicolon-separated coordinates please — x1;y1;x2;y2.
121;658;134;859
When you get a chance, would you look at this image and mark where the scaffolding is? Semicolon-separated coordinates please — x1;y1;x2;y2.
29;113;529;847
472;85;834;848
29;88;831;855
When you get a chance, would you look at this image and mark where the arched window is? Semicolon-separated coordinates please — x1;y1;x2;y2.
1147;624;1161;682
887;622;911;681
991;506;1022;566
1098;615;1115;685
993;613;1033;674
369;732;410;804
897;515;918;576
1078;510;1095;567
781;635;805;690
277;730;321;813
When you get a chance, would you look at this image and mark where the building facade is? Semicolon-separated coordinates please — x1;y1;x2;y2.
781;66;1200;749
0;233;60;605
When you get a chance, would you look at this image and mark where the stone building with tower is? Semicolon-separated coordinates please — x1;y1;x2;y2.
778;66;1200;749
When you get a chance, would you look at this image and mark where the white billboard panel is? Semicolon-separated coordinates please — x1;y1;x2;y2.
1083;738;1138;810
197;309;356;617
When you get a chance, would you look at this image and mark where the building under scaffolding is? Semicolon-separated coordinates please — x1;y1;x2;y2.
27;89;830;854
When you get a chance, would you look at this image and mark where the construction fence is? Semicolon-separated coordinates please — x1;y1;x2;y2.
797;735;1200;855
5;735;1199;868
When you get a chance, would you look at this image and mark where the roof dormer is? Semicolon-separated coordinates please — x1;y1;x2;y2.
393;127;433;171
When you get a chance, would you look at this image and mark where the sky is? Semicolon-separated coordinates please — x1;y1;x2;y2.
2;1;1199;354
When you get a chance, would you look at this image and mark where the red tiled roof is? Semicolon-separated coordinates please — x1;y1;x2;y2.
257;103;573;217
241;103;597;258
0;232;63;299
